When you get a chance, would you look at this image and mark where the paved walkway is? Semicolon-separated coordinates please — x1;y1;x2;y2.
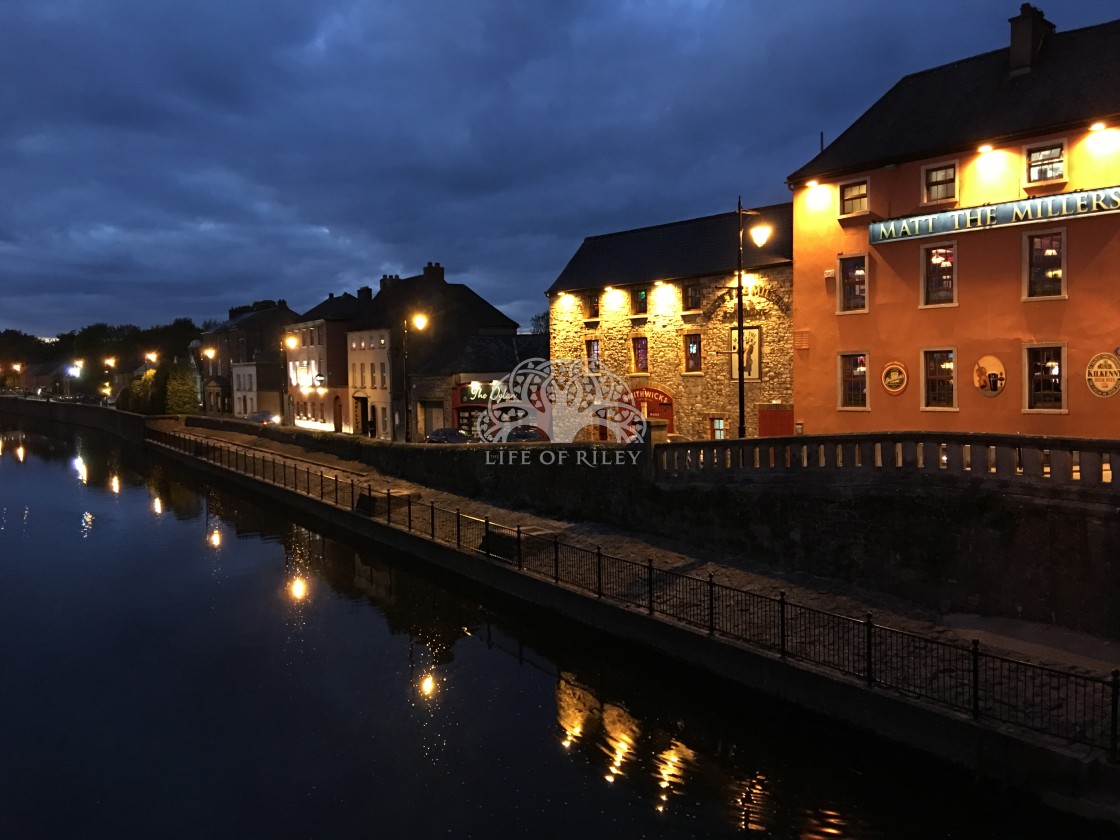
149;419;1120;675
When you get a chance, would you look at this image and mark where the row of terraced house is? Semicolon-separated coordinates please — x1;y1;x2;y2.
206;5;1120;443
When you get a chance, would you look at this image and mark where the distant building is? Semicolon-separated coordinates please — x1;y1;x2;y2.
200;300;302;416
547;206;794;439
346;262;518;440
788;5;1120;437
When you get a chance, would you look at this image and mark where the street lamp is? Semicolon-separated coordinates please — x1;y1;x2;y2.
401;313;428;442
736;198;773;438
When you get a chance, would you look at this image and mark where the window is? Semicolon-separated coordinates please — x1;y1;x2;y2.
922;244;956;305
380;363;387;389
585;339;601;373
684;284;702;311
684;334;702;372
632;337;648;373
710;418;726;440
584;294;600;319
840;179;868;215
838;255;867;312
1027;143;1064;183
923;349;956;408
351;362;356;386
360;363;366;388
381;406;388;437
1025;231;1064;297
1025;345;1065;410
839;354;867;408
631;288;648;315
923;163;956;203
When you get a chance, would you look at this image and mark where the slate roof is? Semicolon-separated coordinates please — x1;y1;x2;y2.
298;292;368;323
415;334;550;376
350;277;518;333
788;16;1120;183
546;203;793;296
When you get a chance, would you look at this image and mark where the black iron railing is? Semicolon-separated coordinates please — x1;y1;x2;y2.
146;427;1120;759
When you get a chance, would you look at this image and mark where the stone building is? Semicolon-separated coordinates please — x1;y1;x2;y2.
546;205;793;440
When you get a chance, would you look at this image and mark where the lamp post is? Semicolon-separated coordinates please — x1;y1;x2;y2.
401;313;428;442
735;198;773;438
282;335;298;425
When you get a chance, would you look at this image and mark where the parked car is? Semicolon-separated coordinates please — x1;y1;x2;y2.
505;426;549;442
243;410;281;425
424;427;478;444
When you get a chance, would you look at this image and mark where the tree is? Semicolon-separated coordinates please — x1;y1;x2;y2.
529;311;549;335
164;360;200;414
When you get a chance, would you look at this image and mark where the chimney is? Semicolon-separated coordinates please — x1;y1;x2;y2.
1009;4;1054;73
423;261;445;283
357;285;373;301
380;273;401;291
328;292;334;299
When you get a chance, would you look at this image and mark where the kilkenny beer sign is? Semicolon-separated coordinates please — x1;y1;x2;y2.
869;185;1120;244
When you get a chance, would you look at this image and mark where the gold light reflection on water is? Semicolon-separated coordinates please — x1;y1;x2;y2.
152;497;162;515
73;456;87;484
800;807;850;839
600;704;639;783
732;771;773;833
16;445;25;462
556;673;595;750
418;673;437;700
110;475;120;494
209;529;221;548
80;511;94;539
289;576;308;601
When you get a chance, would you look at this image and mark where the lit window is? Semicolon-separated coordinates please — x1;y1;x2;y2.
380;363;387;389
632;337;648;373
840;180;868;215
584;294;600;319
1027;143;1064;183
922;244;956;305
1026;232;1064;297
839;354;867;408
684;334;702;372
838;255;867;312
684;284;702;310
1026;345;1064;409
360;363;366;388
923;163;956;203
585;339;601;373
631;288;648;315
710;418;726;440
923;349;955;408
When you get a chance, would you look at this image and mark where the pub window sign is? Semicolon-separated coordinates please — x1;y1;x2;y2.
460;379;513;404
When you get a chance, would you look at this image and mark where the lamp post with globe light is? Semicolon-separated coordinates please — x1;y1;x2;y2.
401;314;428;442
735;199;773;438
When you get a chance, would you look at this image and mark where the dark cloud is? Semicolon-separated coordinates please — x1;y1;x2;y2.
1;0;1116;336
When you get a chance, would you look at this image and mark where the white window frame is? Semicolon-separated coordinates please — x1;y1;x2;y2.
920;160;958;206
918;241;958;308
1022;342;1068;414
838;176;870;218
1023;139;1068;186
919;346;958;411
1021;227;1067;300
837;352;870;411
836;253;868;314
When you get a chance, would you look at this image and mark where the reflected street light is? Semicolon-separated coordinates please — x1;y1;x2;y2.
401;313;428;442
735;198;772;439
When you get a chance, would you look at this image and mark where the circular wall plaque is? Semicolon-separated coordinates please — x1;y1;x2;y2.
973;355;1005;397
1086;352;1120;398
881;361;907;395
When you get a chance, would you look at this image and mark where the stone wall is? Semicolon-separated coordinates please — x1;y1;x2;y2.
549;266;794;439
0;397;147;441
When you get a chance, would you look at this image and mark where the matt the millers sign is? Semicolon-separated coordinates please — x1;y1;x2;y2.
869;185;1120;244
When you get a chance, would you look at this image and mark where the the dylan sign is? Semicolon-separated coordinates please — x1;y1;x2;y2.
869;185;1120;244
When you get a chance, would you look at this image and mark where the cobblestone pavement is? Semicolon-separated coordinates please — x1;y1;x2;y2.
148;420;1120;675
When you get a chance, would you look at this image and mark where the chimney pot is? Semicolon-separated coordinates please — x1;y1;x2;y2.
1009;4;1053;73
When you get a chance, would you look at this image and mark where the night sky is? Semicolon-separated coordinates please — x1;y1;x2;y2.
3;0;1116;337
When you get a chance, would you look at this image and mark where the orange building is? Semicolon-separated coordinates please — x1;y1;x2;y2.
788;5;1120;438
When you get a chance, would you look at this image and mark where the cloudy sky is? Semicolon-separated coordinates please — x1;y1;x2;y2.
2;0;1116;337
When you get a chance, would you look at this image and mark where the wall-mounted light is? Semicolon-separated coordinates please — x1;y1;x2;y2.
978;144;993;154
1090;121;1106;132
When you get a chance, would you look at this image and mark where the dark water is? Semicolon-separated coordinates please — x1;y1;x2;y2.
0;427;1115;840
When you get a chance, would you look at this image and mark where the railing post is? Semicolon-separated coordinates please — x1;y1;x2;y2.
596;547;602;598
407;494;412;531
971;639;981;719
647;558;654;615
430;502;436;540
779;591;787;657
707;573;715;636
385;489;391;524
1111;669;1119;763
484;517;491;557
334;476;339;506
864;613;874;687
319;470;324;498
553;535;560;583
456;509;461;549
516;526;523;570
350;478;354;509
